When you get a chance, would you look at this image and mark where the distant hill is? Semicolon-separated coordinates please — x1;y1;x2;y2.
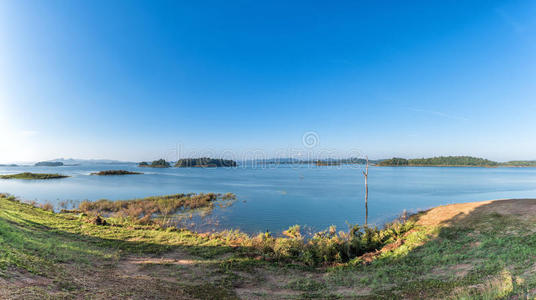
35;161;64;167
250;157;380;166
502;161;536;167
378;156;499;167
45;158;135;165
175;158;237;168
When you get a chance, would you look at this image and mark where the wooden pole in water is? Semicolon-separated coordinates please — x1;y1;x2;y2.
363;156;369;226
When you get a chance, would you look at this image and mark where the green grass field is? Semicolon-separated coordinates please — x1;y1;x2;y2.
2;194;536;299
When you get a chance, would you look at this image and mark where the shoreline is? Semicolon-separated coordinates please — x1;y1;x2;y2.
3;196;536;298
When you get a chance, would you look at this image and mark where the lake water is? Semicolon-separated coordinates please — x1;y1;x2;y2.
1;164;536;234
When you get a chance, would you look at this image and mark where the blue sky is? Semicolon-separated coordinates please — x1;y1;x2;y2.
0;0;535;163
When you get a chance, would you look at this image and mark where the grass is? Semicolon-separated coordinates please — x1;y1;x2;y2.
78;193;236;226
90;170;142;175
2;195;536;298
0;172;69;179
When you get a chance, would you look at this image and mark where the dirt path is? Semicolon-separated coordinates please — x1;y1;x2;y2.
416;198;536;226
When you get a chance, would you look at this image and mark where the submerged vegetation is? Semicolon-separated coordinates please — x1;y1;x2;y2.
78;193;236;226
2;194;536;298
0;172;69;179
90;170;142;176
138;159;171;168
175;157;237;168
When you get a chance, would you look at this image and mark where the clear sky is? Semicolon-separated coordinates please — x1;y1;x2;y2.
0;0;535;163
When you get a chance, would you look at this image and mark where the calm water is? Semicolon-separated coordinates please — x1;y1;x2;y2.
1;164;536;233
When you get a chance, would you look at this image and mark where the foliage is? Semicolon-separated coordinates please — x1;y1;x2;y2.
378;157;409;166
0;172;69;179
175;157;237;168
211;220;415;266
39;203;54;212
138;159;171;168
151;159;171;168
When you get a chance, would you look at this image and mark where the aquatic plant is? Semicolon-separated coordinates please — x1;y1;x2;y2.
78;193;236;226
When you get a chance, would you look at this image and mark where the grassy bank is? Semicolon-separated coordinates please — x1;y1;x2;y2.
2;195;536;298
0;172;69;179
78;193;236;226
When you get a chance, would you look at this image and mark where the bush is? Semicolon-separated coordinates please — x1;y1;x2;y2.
252;219;416;266
40;203;54;212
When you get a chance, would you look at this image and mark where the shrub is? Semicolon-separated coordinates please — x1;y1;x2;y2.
40;203;54;212
252;218;416;266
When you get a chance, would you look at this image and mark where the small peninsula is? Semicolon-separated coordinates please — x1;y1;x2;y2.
175;157;237;168
90;170;142;176
0;172;69;179
138;159;171;168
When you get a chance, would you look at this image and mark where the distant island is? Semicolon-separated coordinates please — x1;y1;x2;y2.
315;161;341;166
35;161;64;167
0;164;18;167
90;170;142;176
378;156;536;167
48;158;135;165
139;159;171;168
503;160;536;167
255;158;380;166
175;158;237;168
0;172;69;179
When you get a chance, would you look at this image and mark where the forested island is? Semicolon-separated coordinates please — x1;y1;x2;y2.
0;172;69;179
138;159;171;168
137;158;237;168
378;156;536;167
175;157;237;168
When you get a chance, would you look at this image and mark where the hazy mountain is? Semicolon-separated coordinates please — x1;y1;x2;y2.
43;158;136;165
